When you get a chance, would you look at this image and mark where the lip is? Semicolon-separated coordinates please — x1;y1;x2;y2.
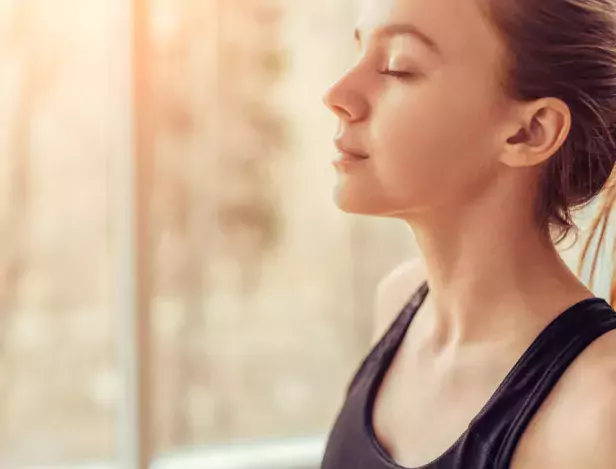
333;139;370;159
332;139;370;170
332;150;369;166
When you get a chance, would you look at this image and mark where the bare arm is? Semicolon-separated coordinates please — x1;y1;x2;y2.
557;387;616;469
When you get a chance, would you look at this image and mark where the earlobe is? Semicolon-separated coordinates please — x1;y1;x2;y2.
500;98;571;169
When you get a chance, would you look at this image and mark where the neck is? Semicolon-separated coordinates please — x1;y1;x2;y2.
404;198;591;350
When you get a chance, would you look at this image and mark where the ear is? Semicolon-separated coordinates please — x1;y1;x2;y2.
500;97;571;168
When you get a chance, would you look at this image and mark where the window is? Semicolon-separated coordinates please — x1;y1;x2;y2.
0;0;119;466
144;0;415;461
1;1;411;467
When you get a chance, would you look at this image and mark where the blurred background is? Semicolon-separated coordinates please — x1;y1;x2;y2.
0;1;612;468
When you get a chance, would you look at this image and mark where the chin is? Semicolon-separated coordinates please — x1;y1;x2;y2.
332;183;425;220
332;184;388;216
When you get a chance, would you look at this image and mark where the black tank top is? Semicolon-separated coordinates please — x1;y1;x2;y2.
320;281;616;469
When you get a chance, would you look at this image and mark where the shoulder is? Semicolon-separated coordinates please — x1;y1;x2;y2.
513;328;616;469
559;341;616;468
371;257;426;346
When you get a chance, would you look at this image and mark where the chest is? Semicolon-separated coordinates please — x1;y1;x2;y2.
371;345;502;467
371;340;584;469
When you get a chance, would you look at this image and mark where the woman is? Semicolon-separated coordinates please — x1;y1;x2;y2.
320;0;616;468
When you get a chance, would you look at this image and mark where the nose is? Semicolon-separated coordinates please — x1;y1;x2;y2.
322;71;368;123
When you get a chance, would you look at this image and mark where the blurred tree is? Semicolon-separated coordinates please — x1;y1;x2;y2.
214;0;286;295
149;0;212;449
148;0;288;450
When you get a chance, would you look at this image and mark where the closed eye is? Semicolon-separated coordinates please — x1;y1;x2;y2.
378;69;416;79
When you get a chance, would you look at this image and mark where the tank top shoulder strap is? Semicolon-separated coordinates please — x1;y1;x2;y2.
470;297;616;467
374;279;430;359
345;280;429;395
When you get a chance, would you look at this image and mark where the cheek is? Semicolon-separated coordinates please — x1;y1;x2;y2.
371;85;499;201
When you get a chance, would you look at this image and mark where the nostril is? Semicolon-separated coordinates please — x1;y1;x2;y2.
333;105;353;121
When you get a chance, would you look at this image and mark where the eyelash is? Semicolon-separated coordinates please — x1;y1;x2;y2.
379;69;414;79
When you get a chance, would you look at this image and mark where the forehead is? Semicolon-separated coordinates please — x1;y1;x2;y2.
357;0;505;66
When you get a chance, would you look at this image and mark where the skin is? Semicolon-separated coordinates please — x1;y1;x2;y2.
322;0;616;467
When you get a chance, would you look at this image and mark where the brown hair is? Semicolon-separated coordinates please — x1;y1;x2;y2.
484;0;616;304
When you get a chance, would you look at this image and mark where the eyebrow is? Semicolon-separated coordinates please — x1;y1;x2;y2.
353;23;442;57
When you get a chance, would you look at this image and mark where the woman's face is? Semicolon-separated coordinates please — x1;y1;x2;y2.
323;0;516;217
